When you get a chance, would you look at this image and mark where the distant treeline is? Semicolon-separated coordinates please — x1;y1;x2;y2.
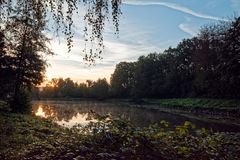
35;17;240;99
34;78;110;99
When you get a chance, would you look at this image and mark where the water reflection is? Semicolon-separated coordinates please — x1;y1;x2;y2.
35;106;46;118
33;104;56;119
56;113;97;127
32;103;98;127
32;100;240;132
34;105;55;118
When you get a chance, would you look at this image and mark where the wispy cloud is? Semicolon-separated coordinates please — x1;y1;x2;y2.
46;27;164;82
123;0;229;21
178;23;198;36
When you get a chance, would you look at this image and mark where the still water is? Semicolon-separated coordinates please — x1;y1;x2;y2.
32;100;240;132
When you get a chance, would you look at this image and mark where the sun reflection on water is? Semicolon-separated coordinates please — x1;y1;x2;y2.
57;113;98;128
33;104;98;128
35;106;46;118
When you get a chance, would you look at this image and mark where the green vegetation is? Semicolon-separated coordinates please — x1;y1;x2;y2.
1;111;240;160
147;98;240;109
0;10;51;112
110;18;240;99
143;98;240;125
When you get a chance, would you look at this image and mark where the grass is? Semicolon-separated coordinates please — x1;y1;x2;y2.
146;98;240;109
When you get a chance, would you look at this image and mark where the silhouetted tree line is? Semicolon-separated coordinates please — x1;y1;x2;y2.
111;18;240;99
35;78;109;100
37;17;240;100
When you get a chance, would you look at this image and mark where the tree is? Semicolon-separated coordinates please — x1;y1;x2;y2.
110;62;136;97
91;78;109;99
38;77;110;99
109;17;240;99
132;53;171;98
218;17;240;98
0;30;16;100
164;39;196;97
2;3;53;112
0;0;122;62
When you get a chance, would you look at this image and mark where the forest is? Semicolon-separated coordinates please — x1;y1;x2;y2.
37;17;240;100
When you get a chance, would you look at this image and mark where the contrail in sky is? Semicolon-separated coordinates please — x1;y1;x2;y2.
123;1;229;21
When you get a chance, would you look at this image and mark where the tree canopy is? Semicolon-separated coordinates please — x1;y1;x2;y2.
0;3;54;112
36;77;109;99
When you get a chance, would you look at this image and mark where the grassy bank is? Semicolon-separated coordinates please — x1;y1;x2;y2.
141;98;240;124
146;98;240;109
1;109;240;159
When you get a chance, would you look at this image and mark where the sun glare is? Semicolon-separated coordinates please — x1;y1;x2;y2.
35;106;46;118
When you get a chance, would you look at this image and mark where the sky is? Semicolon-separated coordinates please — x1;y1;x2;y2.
45;0;240;83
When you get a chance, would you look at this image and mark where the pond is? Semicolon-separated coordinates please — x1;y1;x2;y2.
32;100;240;132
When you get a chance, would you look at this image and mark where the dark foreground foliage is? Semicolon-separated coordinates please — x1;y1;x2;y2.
0;111;240;160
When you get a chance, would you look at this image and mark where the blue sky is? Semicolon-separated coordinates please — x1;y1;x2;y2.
46;0;240;83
